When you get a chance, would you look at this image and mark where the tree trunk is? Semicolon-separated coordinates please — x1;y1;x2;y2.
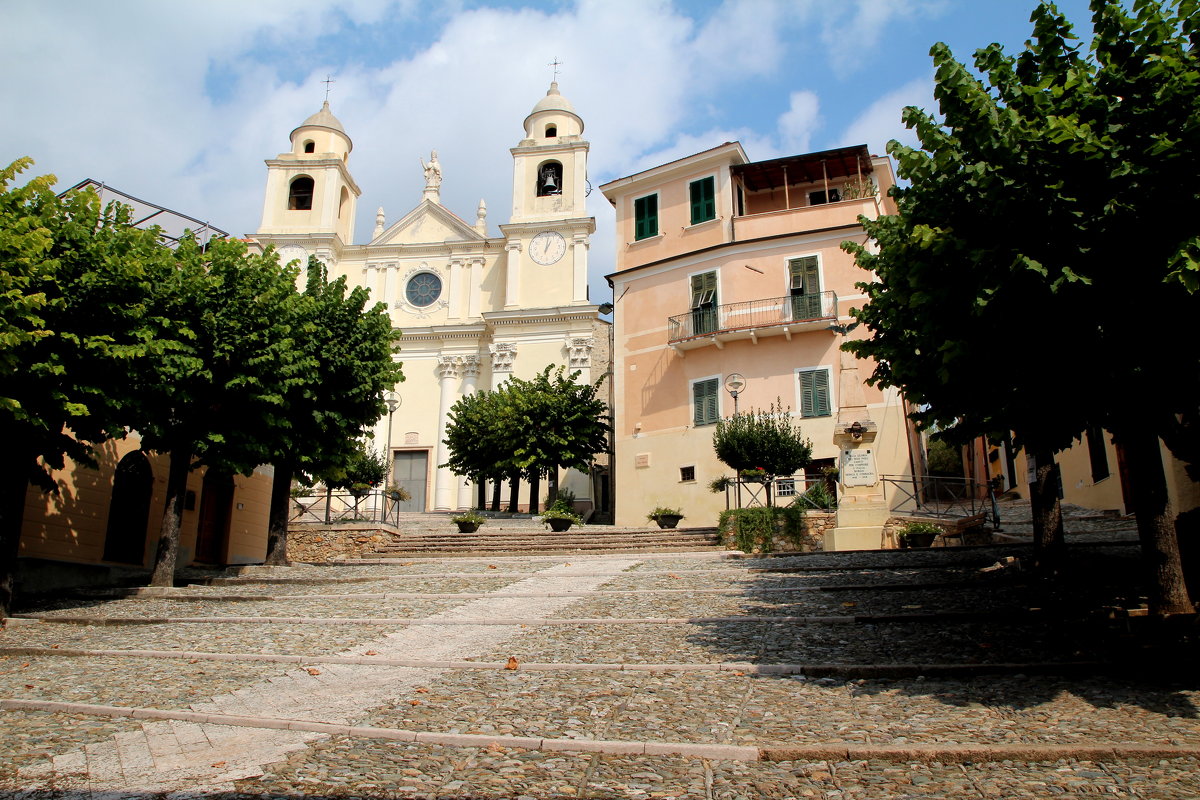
476;479;486;511
490;477;501;512
528;472;541;514
0;442;35;619
264;461;293;566
547;470;559;507
150;446;191;587
506;472;520;513
1029;446;1065;577
1118;424;1193;614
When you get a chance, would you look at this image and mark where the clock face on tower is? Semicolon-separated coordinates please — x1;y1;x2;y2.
529;231;567;265
276;245;308;267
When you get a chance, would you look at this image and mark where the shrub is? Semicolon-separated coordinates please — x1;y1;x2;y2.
451;511;486;525
717;506;807;553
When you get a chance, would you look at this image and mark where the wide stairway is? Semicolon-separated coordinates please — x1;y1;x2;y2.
347;512;722;559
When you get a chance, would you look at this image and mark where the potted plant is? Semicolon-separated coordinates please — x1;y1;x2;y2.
740;467;768;483
708;476;734;494
451;511;486;533
647;506;685;529
897;521;942;549
541;507;582;532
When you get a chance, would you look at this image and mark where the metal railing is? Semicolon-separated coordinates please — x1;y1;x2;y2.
879;474;1000;527
289;489;402;528
668;291;837;342
719;474;838;510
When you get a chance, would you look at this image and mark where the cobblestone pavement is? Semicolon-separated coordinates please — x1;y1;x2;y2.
1;530;1198;799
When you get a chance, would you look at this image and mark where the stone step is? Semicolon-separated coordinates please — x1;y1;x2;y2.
349;525;723;559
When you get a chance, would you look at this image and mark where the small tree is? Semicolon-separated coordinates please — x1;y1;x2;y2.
712;400;813;505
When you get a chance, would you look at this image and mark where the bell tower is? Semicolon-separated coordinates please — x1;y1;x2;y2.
258;101;361;245
509;82;589;224
501;82;595;309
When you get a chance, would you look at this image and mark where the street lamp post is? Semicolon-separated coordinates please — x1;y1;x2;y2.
384;391;401;489
724;373;746;415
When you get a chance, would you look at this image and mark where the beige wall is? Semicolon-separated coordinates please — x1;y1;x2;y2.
20;435;272;569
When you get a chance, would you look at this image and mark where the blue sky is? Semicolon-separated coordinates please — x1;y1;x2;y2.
4;0;1097;304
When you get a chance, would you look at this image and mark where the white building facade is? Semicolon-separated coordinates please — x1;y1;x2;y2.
251;84;609;512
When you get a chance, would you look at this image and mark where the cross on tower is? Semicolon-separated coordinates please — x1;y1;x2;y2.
548;57;562;82
322;74;336;102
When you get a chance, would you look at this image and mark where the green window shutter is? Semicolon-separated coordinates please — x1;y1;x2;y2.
693;378;719;425
800;369;831;417
789;256;820;294
634;194;658;241
690;177;715;225
690;271;718;308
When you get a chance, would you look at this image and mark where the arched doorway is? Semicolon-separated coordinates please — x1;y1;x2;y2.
194;471;234;565
103;451;154;564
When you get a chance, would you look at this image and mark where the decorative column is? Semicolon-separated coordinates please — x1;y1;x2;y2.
468;257;484;319
383;264;397;309
572;233;589;304
456;355;481;510
567;336;595;383
447;258;463;319
433;355;462;511
490;343;517;382
504;241;521;309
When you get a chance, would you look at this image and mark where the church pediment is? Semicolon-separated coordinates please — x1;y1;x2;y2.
370;200;484;246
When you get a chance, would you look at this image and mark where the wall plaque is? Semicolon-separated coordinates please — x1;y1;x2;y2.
841;448;878;487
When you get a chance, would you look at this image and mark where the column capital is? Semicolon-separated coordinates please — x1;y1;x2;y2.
436;355;462;380
490;343;517;374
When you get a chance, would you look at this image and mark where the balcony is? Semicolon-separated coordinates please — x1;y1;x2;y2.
667;291;837;351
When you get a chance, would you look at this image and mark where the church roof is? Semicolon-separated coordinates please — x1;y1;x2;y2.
293;101;347;135
529;81;577;117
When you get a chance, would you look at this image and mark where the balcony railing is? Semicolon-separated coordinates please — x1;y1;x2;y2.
667;291;837;344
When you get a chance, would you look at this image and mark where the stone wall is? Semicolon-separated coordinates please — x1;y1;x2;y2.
720;510;835;553
286;525;393;562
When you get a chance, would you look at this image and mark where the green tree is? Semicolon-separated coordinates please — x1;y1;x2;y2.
506;366;610;511
132;235;306;586
262;257;402;565
842;0;1198;612
442;366;609;513
712;401;813;504
0;159;183;616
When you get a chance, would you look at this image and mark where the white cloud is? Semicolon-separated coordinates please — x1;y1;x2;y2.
839;76;933;157
777;90;822;154
821;0;949;75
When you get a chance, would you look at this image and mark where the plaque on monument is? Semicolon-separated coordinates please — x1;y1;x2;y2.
841;448;878;487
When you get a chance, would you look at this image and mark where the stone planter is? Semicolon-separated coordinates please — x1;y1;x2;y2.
654;514;684;529
455;521;480;533
547;518;573;532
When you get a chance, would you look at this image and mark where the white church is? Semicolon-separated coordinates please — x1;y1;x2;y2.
249;82;610;514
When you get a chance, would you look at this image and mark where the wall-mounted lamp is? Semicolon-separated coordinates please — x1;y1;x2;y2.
724;372;746;414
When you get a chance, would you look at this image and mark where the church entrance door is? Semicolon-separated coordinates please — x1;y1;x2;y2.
392;451;428;512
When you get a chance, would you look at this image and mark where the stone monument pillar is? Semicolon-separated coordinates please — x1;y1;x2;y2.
825;350;890;551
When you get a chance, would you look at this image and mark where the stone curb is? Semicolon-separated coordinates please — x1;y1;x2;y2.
0;646;1108;678
0;698;758;761
11;611;1043;626
3;698;1193;764
65;580;995;603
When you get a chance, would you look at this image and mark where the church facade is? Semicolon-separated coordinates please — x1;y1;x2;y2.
250;83;610;513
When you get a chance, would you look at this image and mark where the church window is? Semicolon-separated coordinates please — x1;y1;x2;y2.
288;176;314;211
303;140;316;153
634;193;658;240
338;186;349;219
545;124;557;137
689;176;716;224
405;272;442;307
537;161;563;196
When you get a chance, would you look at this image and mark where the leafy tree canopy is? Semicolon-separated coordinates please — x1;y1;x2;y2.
712;400;813;479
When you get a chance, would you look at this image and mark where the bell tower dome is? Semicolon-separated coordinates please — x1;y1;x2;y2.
258;101;361;245
509;82;589;224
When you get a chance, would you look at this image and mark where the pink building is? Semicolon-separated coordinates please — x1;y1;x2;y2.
602;142;918;545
